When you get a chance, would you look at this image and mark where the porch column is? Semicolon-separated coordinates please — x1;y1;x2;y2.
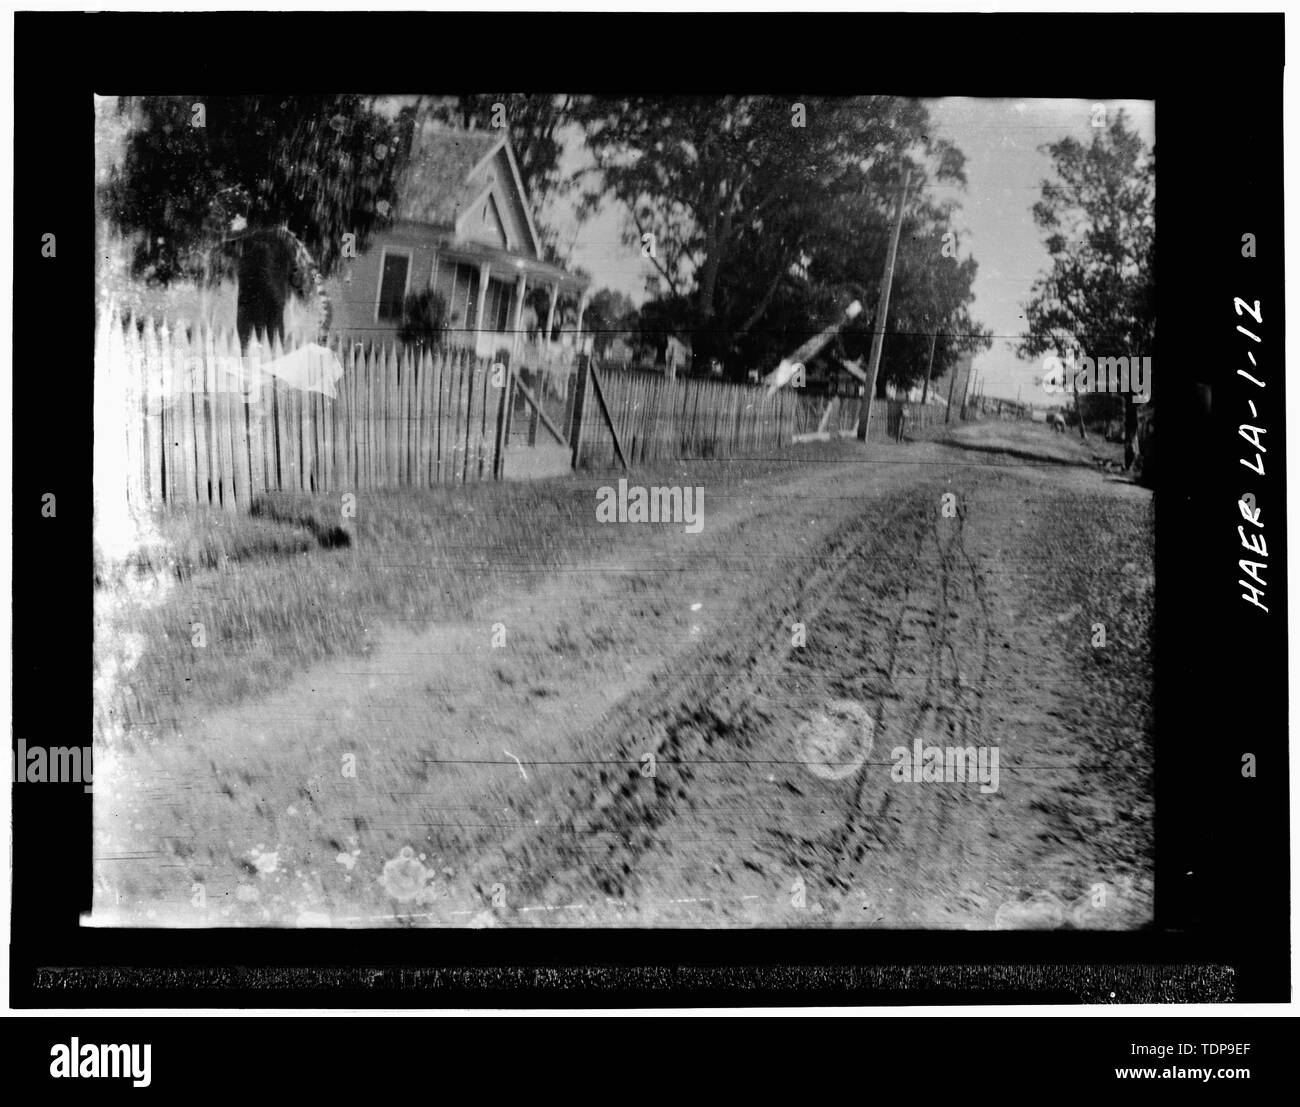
474;261;491;355
544;282;560;344
575;290;591;353
511;271;529;360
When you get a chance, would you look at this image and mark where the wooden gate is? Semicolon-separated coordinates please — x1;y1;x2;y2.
495;363;574;481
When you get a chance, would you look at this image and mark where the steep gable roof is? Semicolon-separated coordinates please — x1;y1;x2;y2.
396;124;542;257
396;125;501;226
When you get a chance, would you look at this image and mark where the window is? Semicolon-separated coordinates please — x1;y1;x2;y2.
376;249;411;321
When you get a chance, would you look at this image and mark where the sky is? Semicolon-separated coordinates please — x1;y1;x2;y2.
542;97;1155;401
541;123;657;302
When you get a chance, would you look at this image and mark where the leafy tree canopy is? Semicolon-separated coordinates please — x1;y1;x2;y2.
571;95;984;381
104;95;416;289
1018;110;1155;460
1019;110;1154;361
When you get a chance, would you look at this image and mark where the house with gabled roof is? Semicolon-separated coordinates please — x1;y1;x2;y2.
323;122;590;363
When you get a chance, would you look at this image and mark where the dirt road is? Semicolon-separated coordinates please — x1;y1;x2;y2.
94;421;1154;929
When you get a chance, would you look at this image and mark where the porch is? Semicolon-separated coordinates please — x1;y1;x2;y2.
429;241;591;374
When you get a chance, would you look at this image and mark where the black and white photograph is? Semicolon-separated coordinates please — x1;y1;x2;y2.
90;90;1158;930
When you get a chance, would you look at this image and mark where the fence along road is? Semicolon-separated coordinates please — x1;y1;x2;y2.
96;310;941;527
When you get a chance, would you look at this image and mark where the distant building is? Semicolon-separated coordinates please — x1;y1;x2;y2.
605;337;635;367
664;335;691;377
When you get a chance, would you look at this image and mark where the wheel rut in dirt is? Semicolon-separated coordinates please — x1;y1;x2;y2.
474;460;1153;929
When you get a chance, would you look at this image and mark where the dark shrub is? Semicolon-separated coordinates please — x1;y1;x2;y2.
398;289;449;350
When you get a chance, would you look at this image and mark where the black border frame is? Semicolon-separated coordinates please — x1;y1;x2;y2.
11;11;1288;1008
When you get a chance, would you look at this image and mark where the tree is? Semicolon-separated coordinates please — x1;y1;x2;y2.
861;227;992;398
102;95;417;345
572;95;974;379
1018;111;1155;466
581;288;639;357
636;295;694;366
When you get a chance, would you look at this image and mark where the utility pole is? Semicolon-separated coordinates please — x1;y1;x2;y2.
920;327;938;405
856;164;912;440
945;348;960;423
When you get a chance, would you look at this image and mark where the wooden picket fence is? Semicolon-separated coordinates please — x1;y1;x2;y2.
97;310;514;515
574;368;805;468
95;309;955;523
